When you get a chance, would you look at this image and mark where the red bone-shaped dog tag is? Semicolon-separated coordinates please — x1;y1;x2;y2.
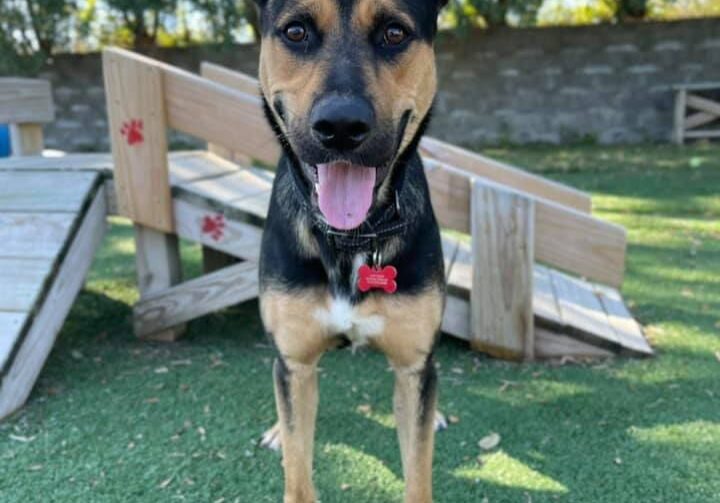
358;265;398;294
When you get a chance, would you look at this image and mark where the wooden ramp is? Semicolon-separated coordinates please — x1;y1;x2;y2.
0;169;106;419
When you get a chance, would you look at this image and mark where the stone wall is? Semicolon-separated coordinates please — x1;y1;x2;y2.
30;18;720;151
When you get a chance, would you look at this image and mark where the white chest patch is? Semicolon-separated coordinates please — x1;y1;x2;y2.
313;298;385;350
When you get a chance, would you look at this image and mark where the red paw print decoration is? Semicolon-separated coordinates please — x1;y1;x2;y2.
358;265;398;294
202;214;226;241
120;119;144;146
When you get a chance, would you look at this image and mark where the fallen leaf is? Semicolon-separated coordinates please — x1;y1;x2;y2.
27;464;43;471
451;367;464;375
340;483;351;491
478;432;501;451
448;415;460;424
154;367;169;374
356;404;372;414
614;457;622;465
159;476;173;489
9;434;35;443
144;397;159;404
71;350;83;360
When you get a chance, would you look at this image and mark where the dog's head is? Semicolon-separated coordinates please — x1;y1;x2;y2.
254;0;447;230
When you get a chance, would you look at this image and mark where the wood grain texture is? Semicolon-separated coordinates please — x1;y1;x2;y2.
0;171;97;212
0;79;54;124
420;136;591;213
174;198;263;262
550;269;618;346
0;259;54;312
9;124;44;156
594;284;653;355
0;312;28;373
470;180;535;361
0;153;114;172
425;159;627;287
133;261;259;338
673;89;687;145
535;328;614;359
133;225;185;341
169;151;239;186
0;188;106;419
0;213;75;259
103;48;173;232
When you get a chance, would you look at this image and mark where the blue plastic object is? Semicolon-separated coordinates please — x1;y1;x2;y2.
0;125;10;157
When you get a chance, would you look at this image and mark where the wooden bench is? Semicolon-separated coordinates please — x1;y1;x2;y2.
673;82;720;144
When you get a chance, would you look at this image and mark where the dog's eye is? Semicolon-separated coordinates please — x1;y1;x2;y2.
284;22;307;43
383;24;407;46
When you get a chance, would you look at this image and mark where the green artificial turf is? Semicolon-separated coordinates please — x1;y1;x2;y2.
1;144;719;502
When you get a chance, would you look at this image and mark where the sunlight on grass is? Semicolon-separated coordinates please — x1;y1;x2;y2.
455;451;568;493
321;443;404;499
631;421;720;451
467;379;593;406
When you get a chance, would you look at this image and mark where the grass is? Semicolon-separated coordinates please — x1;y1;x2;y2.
1;143;719;502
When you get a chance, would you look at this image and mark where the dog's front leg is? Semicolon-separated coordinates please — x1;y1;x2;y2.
392;354;437;503
274;355;319;503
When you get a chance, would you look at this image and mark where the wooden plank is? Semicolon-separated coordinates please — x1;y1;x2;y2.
594;285;653;355
685;111;717;130
442;295;470;341
425;159;627;287
200;62;259;96
0;171;97;212
684;130;720;139
169;151;240;186
550;269;618;346
133;225;186;341
672;82;720;92
0;213;76;259
0;153;114;172
533;265;562;327
686;94;720;116
0;259;54;311
9;124;44;156
0;312;28;374
0;188;106;419
133;261;259;338
0;79;54;124
441;236;459;283
420;136;591;213
673;89;688;145
535;328;614;359
103;48;173;233
470;179;534;361
173;198;263;262
177;169;272;209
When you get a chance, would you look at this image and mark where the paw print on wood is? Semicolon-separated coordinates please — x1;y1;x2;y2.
202;214;226;241
120;119;144;146
358;265;398;294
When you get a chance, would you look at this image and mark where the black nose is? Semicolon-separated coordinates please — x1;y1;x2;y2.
310;96;374;151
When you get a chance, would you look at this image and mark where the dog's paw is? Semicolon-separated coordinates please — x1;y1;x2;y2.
434;410;448;432
260;422;281;451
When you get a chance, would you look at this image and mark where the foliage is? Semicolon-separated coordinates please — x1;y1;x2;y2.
24;0;77;55
537;0;618;26
104;0;177;48
647;0;720;19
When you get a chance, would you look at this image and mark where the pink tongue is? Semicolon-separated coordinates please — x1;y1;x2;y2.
316;162;376;230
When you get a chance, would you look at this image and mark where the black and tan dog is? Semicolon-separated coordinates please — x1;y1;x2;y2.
253;1;448;501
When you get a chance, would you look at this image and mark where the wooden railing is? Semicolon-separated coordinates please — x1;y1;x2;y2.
0;78;54;156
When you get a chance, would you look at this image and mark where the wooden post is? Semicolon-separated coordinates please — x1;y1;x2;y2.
470;179;535;361
9;124;44;156
673;88;687;145
103;48;174;233
133;225;186;341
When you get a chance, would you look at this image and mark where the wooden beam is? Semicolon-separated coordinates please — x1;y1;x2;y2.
420;137;592;213
103;48;174;233
133;261;259;338
470;179;534;361
684;111;717;130
686;94;720;116
200;62;261;167
9;124;44;156
133;225;185;341
673;89;687;145
0;187;106;420
0;78;54;124
425;159;627;287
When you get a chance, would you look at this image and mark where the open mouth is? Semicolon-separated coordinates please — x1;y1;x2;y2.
312;162;378;231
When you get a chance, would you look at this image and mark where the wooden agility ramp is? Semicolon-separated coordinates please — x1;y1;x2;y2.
0;79;107;418
0;48;651;418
